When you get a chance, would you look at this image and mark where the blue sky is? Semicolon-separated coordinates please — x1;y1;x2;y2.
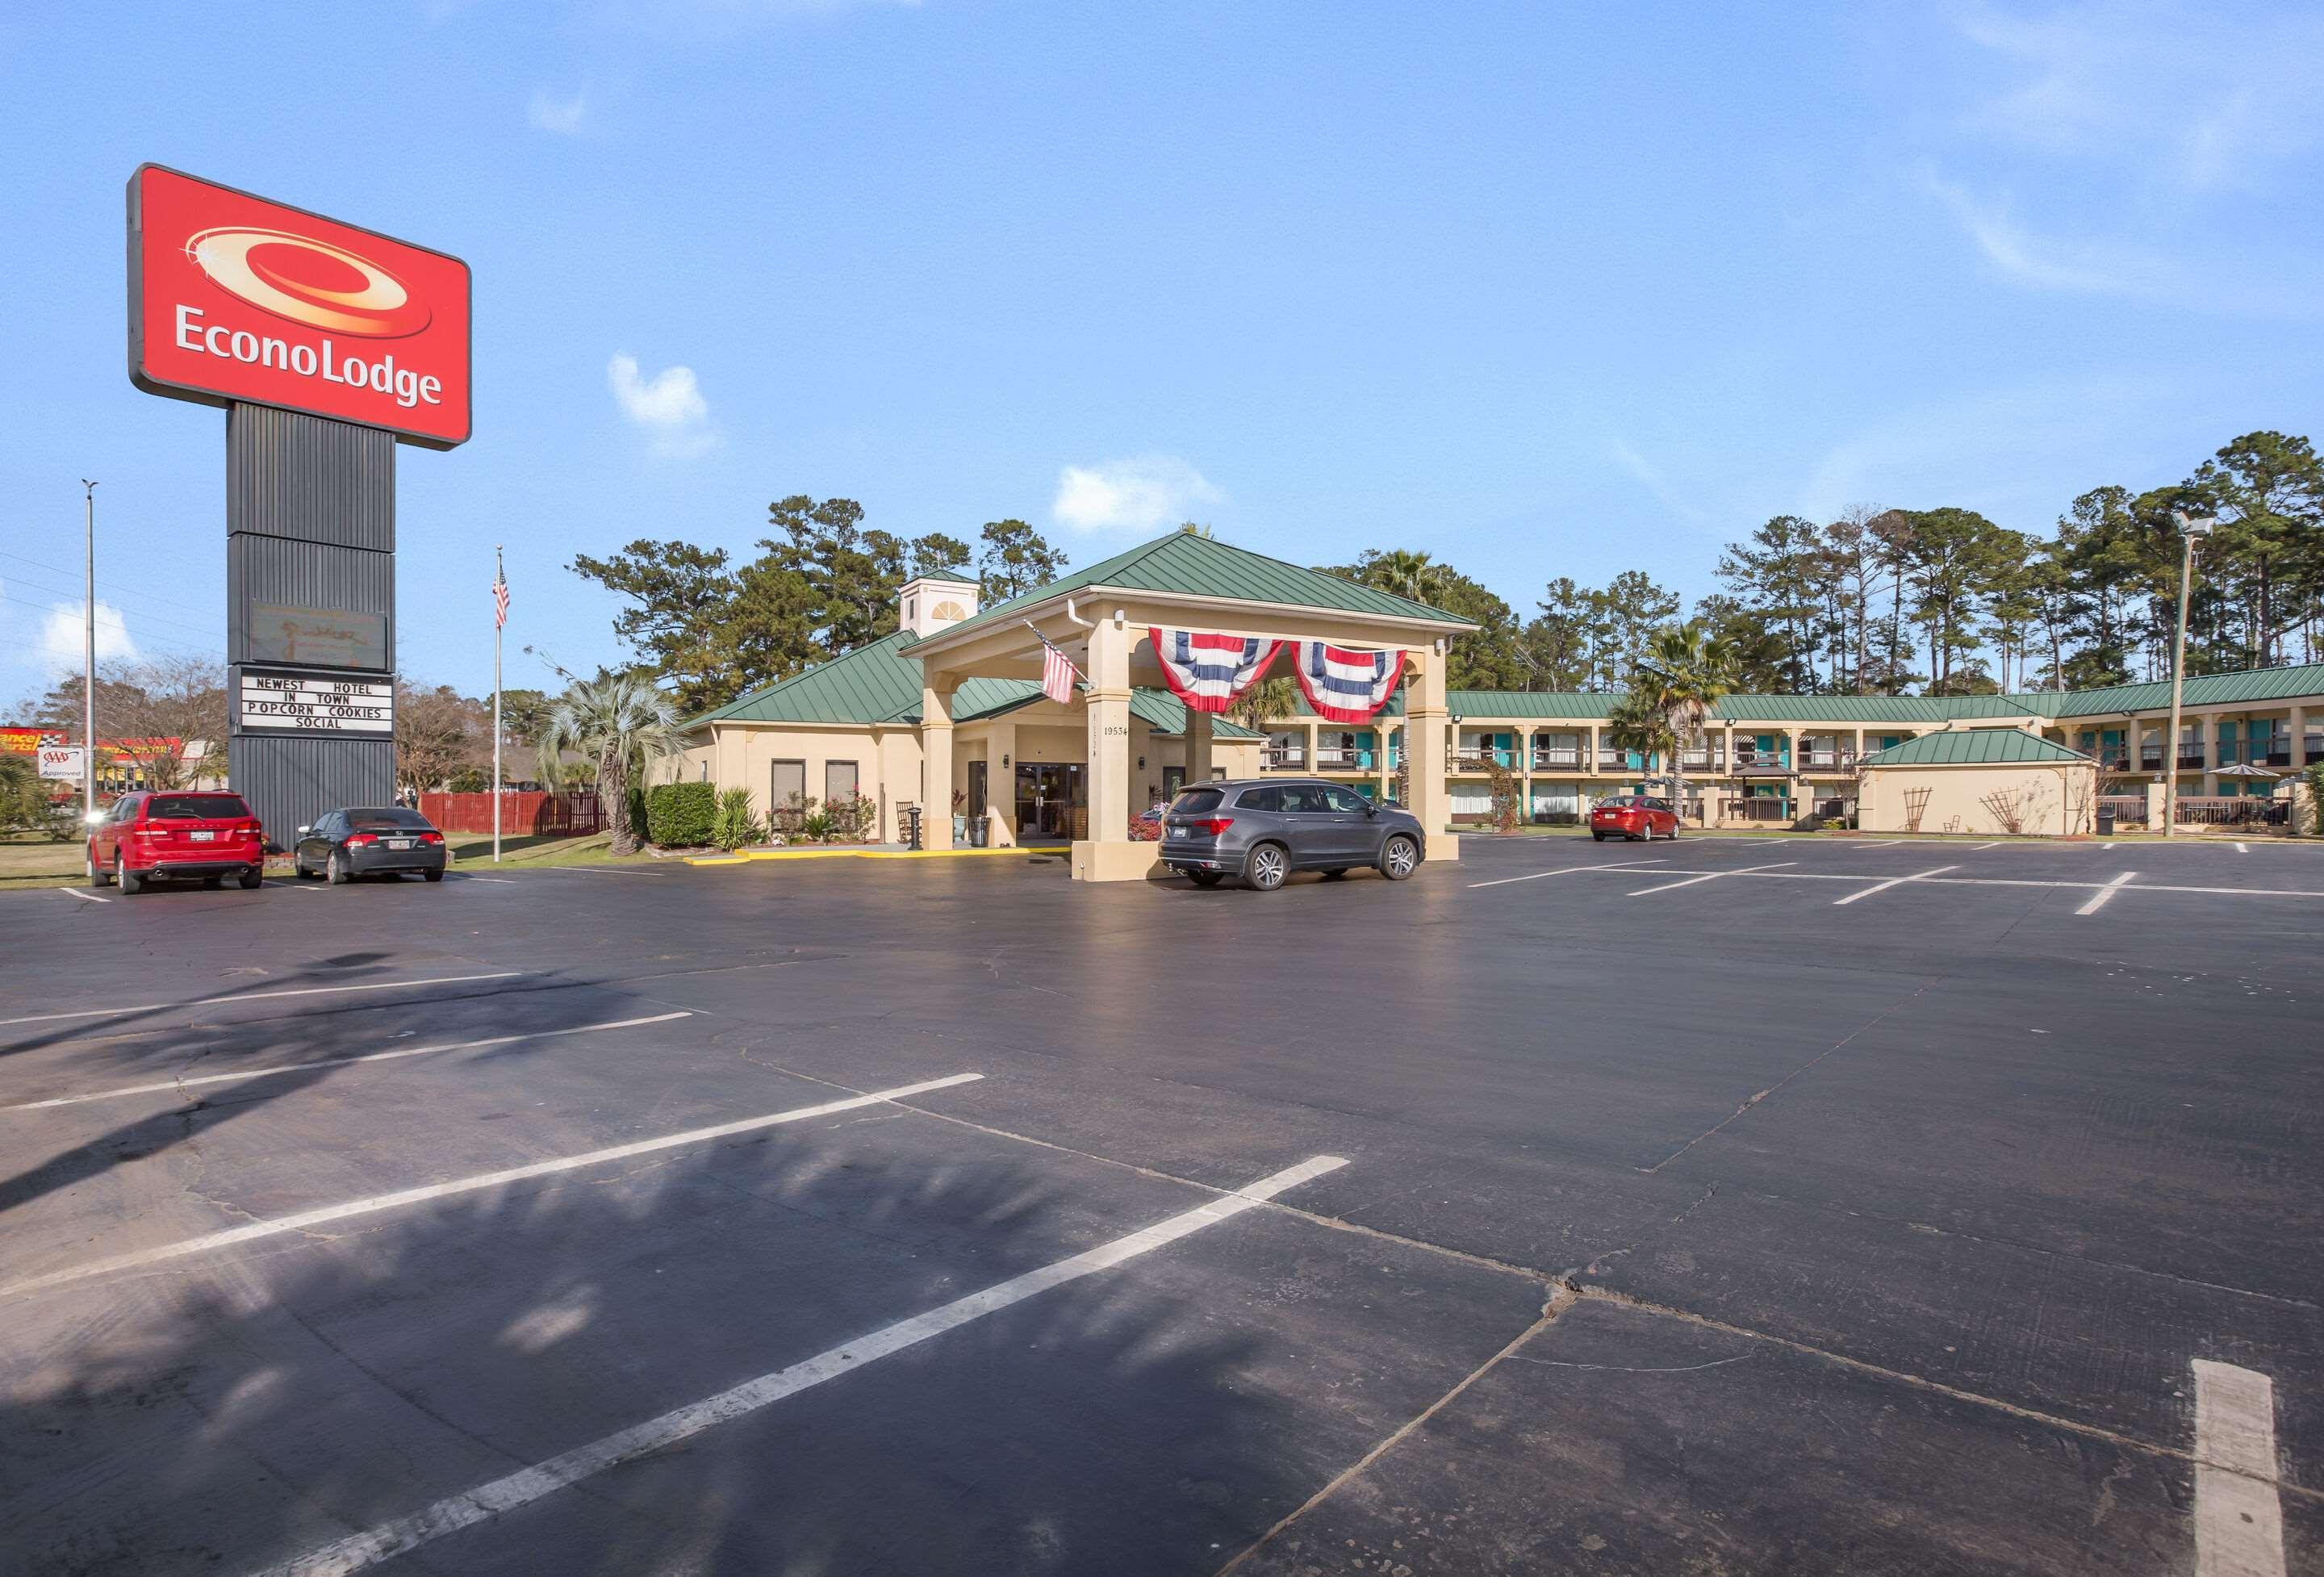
3;2;2318;707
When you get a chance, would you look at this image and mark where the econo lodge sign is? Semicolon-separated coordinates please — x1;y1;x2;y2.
127;165;470;447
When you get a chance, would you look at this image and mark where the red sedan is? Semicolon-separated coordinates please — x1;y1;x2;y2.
1590;794;1680;842
89;790;266;893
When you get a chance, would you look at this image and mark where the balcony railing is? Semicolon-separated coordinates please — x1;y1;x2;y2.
1312;747;1377;771
1795;748;1858;772
1261;746;1305;769
1448;748;1518;772
2176;797;2288;826
1531;747;1582;769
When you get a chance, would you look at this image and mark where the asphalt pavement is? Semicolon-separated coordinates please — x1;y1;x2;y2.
1;833;2317;1575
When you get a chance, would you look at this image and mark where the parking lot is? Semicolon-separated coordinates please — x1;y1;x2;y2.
2;835;2318;1575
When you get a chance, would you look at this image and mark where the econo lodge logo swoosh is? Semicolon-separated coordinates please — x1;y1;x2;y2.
185;227;432;338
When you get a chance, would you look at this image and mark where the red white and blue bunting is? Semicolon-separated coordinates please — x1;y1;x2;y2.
1148;628;1285;713
1291;640;1406;724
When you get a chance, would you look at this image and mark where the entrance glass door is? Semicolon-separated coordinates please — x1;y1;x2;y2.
1015;763;1087;841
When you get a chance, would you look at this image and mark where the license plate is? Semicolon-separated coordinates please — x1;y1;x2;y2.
386;839;412;850
190;830;215;842
1167;823;1186;837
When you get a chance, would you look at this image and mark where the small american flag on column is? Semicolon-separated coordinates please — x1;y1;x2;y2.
1040;639;1078;704
1026;620;1083;704
493;550;511;628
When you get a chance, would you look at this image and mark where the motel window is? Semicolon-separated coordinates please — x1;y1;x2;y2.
771;760;806;832
825;760;859;805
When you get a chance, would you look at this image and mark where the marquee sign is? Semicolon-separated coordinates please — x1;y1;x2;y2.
127;165;471;448
236;669;395;735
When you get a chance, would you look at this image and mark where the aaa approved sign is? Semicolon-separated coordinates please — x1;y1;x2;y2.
37;747;86;780
127;165;471;447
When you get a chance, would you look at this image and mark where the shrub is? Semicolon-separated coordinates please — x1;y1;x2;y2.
1129;814;1161;842
826;792;878;843
646;781;717;847
711;786;765;851
800;809;834;843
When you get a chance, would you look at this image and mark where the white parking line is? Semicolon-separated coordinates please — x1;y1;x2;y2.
2075;872;2138;917
248;1152;1346;1577
1975;842;2004;849
461;876;518;883
56;888;107;903
2237;842;2251;855
1628;861;1793;897
2192;1358;2285;1577
1849;840;1901;848
0;971;525;1029
0;1072;984;1301
1467;859;1666;889
1;1011;694;1111
1831;864;1957;906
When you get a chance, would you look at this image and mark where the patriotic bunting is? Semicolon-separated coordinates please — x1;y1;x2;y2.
1290;640;1405;723
1147;628;1285;713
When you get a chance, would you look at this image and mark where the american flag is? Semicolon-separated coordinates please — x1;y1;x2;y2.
1040;638;1078;705
493;550;511;629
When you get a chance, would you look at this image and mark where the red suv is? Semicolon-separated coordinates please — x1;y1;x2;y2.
1590;794;1680;843
90;790;266;893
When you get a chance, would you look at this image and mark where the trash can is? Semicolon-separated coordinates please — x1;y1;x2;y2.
902;805;922;851
2095;804;2116;837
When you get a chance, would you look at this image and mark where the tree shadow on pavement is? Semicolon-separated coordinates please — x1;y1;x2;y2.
0;1121;1312;1577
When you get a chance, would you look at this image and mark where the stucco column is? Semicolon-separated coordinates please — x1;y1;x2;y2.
1085;619;1132;843
985;719;1016;846
2201;709;2218;797
1587;722;1602;780
1787;729;1804;816
1852;726;1864;771
2122;715;2141;777
921;672;956;849
1407;647;1452;847
1187;707;1215;785
2292;705;2307;772
1302;719;1318;774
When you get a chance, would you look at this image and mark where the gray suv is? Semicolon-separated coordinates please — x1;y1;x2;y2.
1160;779;1426;891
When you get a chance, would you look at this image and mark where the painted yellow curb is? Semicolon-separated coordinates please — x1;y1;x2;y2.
683;846;1053;867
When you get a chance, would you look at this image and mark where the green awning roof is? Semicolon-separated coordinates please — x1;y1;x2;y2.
1858;729;2092;767
936;529;1472;641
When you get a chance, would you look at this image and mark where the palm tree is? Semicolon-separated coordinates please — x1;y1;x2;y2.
1628;622;1737;817
1603;688;1674;792
1228;673;1298;736
538;673;683;855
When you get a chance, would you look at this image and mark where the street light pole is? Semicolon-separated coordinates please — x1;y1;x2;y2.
2163;510;2214;839
80;479;98;879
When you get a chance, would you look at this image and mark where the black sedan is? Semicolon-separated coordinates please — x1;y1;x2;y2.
293;807;449;883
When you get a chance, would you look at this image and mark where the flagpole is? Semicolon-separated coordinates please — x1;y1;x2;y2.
492;545;504;864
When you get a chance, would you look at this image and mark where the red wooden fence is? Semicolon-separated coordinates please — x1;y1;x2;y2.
418;792;605;837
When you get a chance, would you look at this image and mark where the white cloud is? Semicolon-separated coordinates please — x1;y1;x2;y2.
1051;455;1221;532
1953;3;2324;193
608;353;717;457
528;87;591;136
1608;440;1709;525
38;598;137;672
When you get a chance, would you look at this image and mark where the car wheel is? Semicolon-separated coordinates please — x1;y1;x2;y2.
239;869;264;889
327;851;349;885
1244;843;1289;892
1381;835;1419;881
1591;831;1605;842
116;854;143;895
423;869;444;883
1187;871;1223;888
92;851;111;886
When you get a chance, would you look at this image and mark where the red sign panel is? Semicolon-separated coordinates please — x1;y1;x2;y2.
127;165;471;448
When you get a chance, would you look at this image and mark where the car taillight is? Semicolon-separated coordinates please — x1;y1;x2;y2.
419;831;444;845
345;833;378;847
1191;816;1234;835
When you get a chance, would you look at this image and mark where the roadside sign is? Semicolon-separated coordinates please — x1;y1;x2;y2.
236;669;395;735
127;165;472;448
38;747;86;780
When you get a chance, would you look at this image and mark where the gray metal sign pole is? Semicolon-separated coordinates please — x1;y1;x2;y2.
225;403;398;848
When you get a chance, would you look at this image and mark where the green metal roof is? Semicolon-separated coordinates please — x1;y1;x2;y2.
687;629;1256;736
1436;661;2324;726
938;530;1472;640
1858;728;2092;767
